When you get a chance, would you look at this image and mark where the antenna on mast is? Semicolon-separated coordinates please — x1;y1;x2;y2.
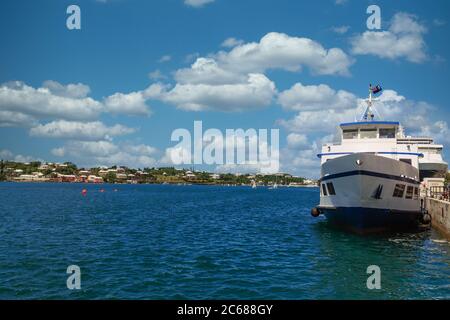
361;84;382;121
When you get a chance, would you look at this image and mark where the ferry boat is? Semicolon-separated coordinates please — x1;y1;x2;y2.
311;85;447;233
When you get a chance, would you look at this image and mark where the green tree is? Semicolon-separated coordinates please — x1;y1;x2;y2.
105;172;117;183
30;161;41;168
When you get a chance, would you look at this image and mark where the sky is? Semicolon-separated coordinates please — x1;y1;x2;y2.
1;0;450;178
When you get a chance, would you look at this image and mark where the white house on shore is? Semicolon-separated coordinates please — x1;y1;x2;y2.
185;171;196;178
87;175;103;183
14;174;49;182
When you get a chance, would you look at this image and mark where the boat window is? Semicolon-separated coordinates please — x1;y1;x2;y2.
379;128;396;138
393;184;406;198
413;187;419;200
359;129;377;139
405;186;414;199
321;183;328;196
400;159;412;165
342;129;358;139
326;182;336;195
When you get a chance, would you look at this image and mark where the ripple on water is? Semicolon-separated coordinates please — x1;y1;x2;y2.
0;183;449;299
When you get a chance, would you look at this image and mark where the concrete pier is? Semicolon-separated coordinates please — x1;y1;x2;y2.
426;197;450;238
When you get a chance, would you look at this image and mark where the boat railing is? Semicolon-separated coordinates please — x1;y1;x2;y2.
398;136;433;141
323;142;342;147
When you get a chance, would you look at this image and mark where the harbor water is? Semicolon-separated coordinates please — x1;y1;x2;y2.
0;182;449;299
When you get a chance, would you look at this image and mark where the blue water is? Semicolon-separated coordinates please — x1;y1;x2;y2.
0;182;449;299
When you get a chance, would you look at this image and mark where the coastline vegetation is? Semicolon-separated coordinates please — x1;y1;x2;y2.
0;160;315;186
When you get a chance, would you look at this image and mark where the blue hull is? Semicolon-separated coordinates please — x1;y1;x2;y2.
319;207;422;233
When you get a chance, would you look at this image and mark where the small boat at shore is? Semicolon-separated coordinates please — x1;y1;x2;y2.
311;85;447;233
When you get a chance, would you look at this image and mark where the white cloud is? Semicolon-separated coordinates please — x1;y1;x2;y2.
158;73;276;111
184;0;215;8
184;52;200;63
158;55;172;63
390;12;427;34
42;80;90;99
279;132;337;178
124;144;158;156
174;57;246;85
146;32;352;112
351;12;427;63
331;25;350;34
170;32;352;89
277;86;443;148
95;152;158;168
0;149;14;159
0;81;152;128
286;133;309;149
277;82;357;111
221;37;244;48
143;83;170;99
52;140;160;169
0;149;42;163
103;91;151;116
29;120;135;141
51;147;65;157
280;133;345;178
138;32;354;113
433;19;446;27
278;108;360;134
215;32;353;76
0;110;38;127
417;121;450;144
61;141;119;157
148;69;167;81
160;145;192;166
0;81;103;122
279;146;319;178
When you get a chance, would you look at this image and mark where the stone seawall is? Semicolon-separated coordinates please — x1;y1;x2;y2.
426;198;450;238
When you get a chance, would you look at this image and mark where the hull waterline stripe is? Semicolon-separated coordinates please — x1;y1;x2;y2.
320;170;420;184
317;206;422;215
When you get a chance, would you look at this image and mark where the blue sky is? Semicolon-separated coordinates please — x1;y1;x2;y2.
1;0;449;177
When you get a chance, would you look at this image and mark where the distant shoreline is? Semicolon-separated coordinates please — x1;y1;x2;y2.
1;161;318;187
0;180;319;188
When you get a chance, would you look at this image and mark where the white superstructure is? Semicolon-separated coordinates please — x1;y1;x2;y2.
319;98;447;182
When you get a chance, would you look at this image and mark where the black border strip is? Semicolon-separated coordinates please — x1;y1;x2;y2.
0;300;446;318
320;170;420;185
